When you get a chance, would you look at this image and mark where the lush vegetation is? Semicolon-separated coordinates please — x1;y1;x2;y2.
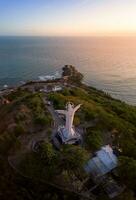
62;65;83;84
19;142;89;190
25;93;52;126
1;70;136;199
85;129;103;151
48;86;136;199
0;89;57;200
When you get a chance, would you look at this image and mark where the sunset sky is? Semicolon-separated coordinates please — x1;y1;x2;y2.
0;0;136;36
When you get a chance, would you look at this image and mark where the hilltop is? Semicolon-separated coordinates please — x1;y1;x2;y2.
0;66;136;200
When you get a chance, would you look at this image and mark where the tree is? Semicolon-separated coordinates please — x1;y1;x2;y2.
62;65;83;84
85;130;103;151
60;145;89;174
117;190;135;200
118;156;136;190
38;142;57;165
48;93;66;109
14;123;25;136
34;114;51;126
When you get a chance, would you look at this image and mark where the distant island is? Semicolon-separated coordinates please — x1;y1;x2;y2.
0;65;136;200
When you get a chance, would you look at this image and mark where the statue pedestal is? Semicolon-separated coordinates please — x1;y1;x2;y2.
57;126;81;144
54;102;82;145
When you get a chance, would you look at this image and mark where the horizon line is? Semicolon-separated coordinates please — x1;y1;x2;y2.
1;35;136;38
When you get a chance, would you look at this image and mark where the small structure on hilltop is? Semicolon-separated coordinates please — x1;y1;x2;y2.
84;145;117;179
56;102;82;144
84;145;124;199
40;84;62;93
52;85;62;92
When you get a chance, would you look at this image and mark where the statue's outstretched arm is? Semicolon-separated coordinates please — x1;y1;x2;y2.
56;110;66;115
73;104;82;112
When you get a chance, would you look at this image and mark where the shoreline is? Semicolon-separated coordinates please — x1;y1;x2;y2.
0;77;129;107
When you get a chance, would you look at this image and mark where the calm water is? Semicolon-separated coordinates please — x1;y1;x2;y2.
0;36;136;105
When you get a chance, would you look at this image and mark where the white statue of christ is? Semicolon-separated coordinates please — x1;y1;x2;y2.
56;102;81;138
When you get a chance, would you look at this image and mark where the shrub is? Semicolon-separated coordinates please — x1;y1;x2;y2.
0;133;17;155
14;124;25;136
60;145;89;173
34;114;52;126
118;156;136;190
85;130;103;151
48;93;66;109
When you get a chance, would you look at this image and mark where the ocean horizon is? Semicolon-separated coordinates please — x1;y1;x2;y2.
0;36;136;105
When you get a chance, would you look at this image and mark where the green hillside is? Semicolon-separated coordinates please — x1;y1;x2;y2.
0;73;136;200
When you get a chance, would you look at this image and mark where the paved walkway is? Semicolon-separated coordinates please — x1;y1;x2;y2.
43;97;65;140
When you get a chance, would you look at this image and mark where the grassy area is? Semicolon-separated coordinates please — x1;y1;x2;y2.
47;86;136;199
1;82;136;199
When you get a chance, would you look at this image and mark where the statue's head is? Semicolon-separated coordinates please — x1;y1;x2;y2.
66;102;74;110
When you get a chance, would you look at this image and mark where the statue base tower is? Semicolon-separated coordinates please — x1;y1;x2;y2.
58;126;81;144
56;102;82;145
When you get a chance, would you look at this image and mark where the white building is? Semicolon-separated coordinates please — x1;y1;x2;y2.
84;145;118;179
40;85;62;93
84;145;124;199
52;85;62;92
56;102;81;144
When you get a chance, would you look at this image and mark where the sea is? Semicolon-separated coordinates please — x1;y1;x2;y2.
0;36;136;105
